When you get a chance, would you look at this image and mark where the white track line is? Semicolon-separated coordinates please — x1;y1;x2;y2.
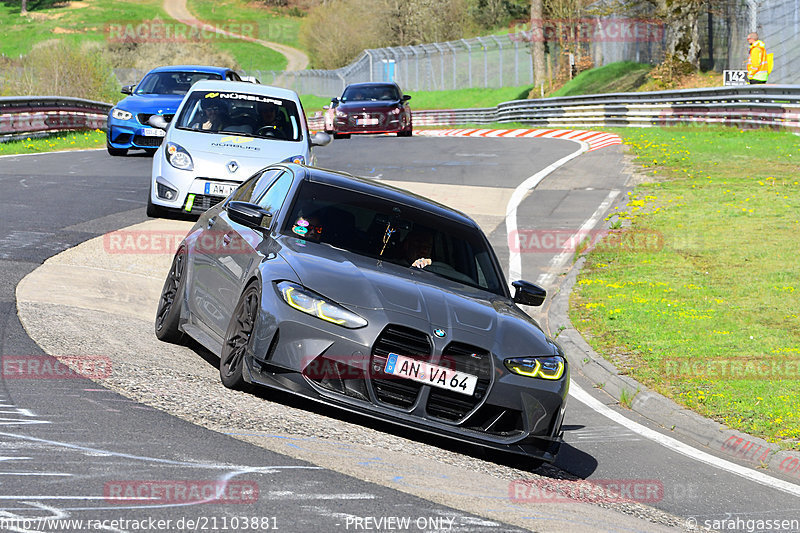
505;140;589;281
570;383;800;497
505;136;800;498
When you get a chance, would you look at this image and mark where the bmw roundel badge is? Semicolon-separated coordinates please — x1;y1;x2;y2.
433;328;446;338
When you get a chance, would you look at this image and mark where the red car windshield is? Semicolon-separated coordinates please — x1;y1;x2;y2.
342;85;401;102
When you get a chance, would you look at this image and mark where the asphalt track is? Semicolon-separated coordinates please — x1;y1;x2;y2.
2;136;799;532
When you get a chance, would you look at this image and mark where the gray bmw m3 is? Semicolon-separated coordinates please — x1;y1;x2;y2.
155;163;568;464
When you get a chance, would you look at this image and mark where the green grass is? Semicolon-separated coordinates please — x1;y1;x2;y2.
570;125;800;447
0;130;105;155
550;61;652;97
300;86;533;114
188;0;303;70
0;0;167;57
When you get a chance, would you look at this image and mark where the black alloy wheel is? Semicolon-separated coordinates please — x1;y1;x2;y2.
220;281;260;390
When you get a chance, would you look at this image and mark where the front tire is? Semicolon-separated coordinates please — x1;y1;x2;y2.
220;281;260;390
106;142;127;156
155;245;187;343
146;191;167;218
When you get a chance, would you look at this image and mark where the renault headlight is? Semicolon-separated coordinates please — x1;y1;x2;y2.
277;281;367;329
166;142;193;171
504;356;565;380
112;108;133;120
282;155;305;165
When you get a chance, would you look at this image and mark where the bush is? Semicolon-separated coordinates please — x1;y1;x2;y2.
5;40;119;102
300;0;471;69
104;41;238;71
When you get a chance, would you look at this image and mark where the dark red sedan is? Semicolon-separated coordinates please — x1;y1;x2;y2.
324;82;412;139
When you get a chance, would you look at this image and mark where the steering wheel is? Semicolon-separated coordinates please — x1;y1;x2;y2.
257;126;287;139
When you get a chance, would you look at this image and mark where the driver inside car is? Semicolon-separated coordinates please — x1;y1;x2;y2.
255;101;289;138
191;100;227;132
398;229;433;269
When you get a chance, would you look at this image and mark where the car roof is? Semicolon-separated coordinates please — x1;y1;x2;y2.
345;82;401;89
188;80;302;103
293;165;477;228
147;65;233;75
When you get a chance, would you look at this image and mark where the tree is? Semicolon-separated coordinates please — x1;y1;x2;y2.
616;0;704;68
531;0;546;87
21;0;28;14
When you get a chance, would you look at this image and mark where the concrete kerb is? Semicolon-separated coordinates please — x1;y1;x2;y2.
547;214;799;479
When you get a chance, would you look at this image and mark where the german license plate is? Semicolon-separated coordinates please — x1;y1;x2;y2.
356;118;379;126
384;353;477;396
142;128;166;137
204;182;237;197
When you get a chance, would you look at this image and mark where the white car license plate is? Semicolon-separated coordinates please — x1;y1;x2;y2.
142;128;166;137
384;353;477;396
204;182;237;197
356;118;379;126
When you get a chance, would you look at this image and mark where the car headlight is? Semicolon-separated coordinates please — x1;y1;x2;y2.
504;356;565;380
112;108;133;120
335;110;347;118
389;108;401;115
277;281;367;329
166;142;193;171
282;155;305;165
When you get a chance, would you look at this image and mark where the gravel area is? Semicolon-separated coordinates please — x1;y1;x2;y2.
17;300;691;532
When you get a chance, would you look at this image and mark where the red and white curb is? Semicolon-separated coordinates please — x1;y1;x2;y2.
416;128;622;152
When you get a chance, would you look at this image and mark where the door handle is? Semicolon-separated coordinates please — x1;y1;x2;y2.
222;234;232;246
207;216;217;229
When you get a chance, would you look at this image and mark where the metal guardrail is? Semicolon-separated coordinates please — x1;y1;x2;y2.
0;97;111;140
4;86;800;140
411;85;800;131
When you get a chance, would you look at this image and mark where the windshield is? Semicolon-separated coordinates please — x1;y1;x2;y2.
134;72;222;95
342;85;401;102
174;90;303;141
283;181;506;295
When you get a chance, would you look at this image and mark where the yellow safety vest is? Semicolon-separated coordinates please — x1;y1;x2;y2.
748;40;769;81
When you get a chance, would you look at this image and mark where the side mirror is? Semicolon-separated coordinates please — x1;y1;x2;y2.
512;280;546;307
227;201;273;231
331;97;339;107
310;131;332;147
402;94;411;102
121;85;134;95
148;115;169;130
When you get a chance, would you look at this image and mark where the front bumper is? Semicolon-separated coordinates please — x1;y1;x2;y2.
332;113;409;134
242;292;568;461
150;154;243;215
107;116;167;150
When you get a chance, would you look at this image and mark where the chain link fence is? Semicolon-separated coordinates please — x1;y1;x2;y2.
108;0;796;97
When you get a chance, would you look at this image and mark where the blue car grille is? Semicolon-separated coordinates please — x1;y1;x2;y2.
137;113;174;125
132;135;163;147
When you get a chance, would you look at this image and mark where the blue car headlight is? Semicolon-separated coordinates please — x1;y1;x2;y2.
282;155;305;165
504;356;565;380
166;142;193;171
111;108;133;121
277;281;367;329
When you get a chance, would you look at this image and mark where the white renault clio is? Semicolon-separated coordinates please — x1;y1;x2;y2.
148;80;331;217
